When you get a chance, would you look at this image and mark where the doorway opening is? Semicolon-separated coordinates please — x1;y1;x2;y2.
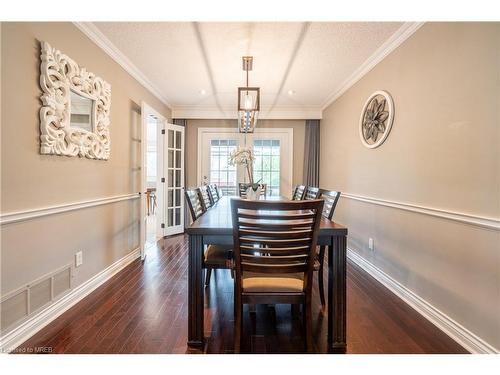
145;113;163;247
140;103;185;260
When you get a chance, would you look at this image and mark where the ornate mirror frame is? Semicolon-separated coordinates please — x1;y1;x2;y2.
358;90;394;149
39;41;111;160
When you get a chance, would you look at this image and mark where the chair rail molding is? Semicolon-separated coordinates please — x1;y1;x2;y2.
0;193;140;225
347;249;499;354
341;193;500;231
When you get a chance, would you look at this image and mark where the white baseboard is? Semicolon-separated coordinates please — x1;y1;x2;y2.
0;248;141;352
347;248;499;354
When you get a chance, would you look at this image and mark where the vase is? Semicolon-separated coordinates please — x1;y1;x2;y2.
246;186;261;200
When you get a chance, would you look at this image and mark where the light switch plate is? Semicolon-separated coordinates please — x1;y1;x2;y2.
368;238;374;251
75;251;83;267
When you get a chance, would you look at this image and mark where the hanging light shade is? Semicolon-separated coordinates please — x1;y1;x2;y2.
237;56;260;133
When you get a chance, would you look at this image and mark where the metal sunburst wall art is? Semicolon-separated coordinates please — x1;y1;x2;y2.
359;90;394;148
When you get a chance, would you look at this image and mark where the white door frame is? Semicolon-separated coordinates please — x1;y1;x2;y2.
164;122;185;236
140;101;166;260
197;127;294;197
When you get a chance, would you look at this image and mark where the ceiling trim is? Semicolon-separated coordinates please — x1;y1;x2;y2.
172;106;323;120
321;22;425;111
73;22;172;109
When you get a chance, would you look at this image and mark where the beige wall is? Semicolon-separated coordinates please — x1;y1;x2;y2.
1;23;170;330
184;119;306;188
320;22;500;350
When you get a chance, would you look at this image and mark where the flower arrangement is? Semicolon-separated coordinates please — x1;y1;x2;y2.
228;147;261;191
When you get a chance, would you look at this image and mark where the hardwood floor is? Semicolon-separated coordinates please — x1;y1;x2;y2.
17;234;467;354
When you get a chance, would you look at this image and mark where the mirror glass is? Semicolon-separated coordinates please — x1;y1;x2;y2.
70;91;94;132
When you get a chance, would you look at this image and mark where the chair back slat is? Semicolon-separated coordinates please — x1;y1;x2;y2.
318;190;341;220
239;237;312;247
185;188;206;221
208;184;219;203
237;212;317;220
304;186;320;200
199;185;213;209
231;199;324;286
240;263;309;274
292;185;306;200
239;245;310;256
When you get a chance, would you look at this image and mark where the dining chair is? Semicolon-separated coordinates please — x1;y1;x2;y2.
185;188;205;222
315;189;341;310
214;184;223;200
199;185;214;209
238;183;248;198
185;188;233;286
304;186;321;200
208;184;219;203
292;185;306;200
259;183;267;197
230;198;324;352
146;188;157;216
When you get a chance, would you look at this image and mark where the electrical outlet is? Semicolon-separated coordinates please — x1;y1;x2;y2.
75;251;83;267
368;238;374;251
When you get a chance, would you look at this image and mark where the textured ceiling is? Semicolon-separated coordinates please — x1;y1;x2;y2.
93;22;403;117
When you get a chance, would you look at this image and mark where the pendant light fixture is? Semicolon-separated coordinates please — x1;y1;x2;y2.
237;56;260;133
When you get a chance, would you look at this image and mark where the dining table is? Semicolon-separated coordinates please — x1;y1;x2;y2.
185;195;348;352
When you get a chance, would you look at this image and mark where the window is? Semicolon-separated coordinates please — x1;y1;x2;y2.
210;139;238;196
253;140;280;196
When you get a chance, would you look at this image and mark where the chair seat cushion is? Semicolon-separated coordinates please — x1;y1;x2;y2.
205;245;232;266
242;272;304;293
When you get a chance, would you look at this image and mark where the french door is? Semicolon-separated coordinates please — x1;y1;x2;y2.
140;104;185;260
163;123;185;236
198;128;293;197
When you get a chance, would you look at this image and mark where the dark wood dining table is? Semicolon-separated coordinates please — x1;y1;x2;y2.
185;195;348;352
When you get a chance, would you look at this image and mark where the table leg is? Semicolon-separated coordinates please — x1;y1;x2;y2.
188;234;204;347
328;234;347;353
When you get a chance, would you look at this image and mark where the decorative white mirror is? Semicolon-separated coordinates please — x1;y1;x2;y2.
69;90;95;132
39;41;111;160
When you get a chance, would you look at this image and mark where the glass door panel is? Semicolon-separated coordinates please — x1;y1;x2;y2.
253;139;280;196
165;123;184;235
209;139;238;196
200;132;241;196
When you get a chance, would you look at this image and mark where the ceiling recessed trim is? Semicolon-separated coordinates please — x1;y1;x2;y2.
73;22;172;109
172;105;322;120
321;22;425;111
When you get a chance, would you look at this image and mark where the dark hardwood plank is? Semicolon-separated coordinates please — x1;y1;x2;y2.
14;234;467;354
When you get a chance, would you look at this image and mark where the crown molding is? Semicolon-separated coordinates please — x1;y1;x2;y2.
172;105;322;120
73;22;424;117
73;22;172;109
321;22;425;111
